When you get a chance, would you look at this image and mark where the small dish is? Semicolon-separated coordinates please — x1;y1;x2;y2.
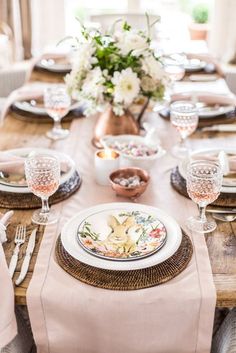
100;135;166;170
109;167;150;199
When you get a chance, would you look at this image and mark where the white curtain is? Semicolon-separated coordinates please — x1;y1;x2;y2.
31;0;66;56
209;0;236;63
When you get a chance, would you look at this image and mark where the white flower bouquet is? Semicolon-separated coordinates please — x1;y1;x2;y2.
65;19;168;117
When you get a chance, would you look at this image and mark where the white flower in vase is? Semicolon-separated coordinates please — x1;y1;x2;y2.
112;68;140;107
116;30;149;57
82;67;105;101
141;55;165;81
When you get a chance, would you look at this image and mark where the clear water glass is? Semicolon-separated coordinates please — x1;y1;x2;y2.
25;154;60;225
170;101;199;159
186;160;223;233
44;84;71;140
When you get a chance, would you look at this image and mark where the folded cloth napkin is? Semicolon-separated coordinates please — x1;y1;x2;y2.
0;152;70;175
0;211;14;243
186;53;225;77
25;50;70;82
0;211;17;349
191;151;236;175
171;92;236;106
0;82;49;123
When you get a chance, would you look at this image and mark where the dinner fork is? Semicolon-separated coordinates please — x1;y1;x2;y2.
9;225;26;278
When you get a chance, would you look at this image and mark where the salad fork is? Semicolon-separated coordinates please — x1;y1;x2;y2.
9;225;26;278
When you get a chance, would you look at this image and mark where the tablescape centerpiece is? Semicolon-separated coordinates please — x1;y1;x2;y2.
77;209;167;260
94;149;120;186
65;17;169;145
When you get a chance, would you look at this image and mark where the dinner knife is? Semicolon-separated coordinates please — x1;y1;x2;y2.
206;207;236;214
15;228;37;286
201;124;236;132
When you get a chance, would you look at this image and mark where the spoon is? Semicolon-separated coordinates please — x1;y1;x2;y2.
212;213;236;222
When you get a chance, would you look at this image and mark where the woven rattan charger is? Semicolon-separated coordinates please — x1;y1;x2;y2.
171;167;236;207
55;231;193;290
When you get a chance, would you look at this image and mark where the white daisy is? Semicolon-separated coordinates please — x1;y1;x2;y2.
112;68;140;106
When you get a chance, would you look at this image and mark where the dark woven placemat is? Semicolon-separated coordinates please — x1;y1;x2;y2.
55;231;193;290
0;170;82;209
171;167;236;207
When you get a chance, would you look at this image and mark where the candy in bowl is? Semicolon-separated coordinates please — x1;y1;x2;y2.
100;135;165;170
109;167;150;199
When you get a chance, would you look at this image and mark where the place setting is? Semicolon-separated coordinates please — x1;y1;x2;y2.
158;93;236;128
170;147;236;230
10;83;84;128
55;202;193;290
0;148;81;213
33;50;72;74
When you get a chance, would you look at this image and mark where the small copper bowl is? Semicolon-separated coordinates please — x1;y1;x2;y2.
109;167;150;199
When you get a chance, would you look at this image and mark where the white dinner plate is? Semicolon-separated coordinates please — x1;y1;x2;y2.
60;203;183;271
36;60;71;73
14;101;47;116
0;147;75;193
184;59;206;72
178;147;236;193
197;104;235;118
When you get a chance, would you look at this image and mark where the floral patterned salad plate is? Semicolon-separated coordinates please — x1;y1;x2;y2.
60;203;182;270
77;209;167;261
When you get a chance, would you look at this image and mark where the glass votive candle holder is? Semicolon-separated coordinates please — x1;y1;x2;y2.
94;149;120;186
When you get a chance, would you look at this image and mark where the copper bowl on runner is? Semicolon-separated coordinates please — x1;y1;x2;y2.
109;167;150;199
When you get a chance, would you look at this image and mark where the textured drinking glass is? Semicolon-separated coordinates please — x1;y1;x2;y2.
186;160;223;233
25;154;60;225
164;62;185;82
44;84;71;140
170;101;199;159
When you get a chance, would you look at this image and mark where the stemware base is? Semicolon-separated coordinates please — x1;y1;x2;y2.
171;143;189;159
46;128;69;140
186;216;216;233
31;209;58;225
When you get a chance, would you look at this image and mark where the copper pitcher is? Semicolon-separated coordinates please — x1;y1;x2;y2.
92;102;149;147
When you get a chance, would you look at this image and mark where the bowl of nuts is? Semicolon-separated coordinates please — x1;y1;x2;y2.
109;167;150;199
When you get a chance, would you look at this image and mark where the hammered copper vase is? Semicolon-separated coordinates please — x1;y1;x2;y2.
93;106;140;147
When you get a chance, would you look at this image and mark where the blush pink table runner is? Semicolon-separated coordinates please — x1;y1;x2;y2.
26;115;216;353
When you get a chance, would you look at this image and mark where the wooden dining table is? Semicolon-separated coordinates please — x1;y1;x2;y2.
1;66;236;308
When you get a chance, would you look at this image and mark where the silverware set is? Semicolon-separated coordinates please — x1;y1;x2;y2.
9;226;37;285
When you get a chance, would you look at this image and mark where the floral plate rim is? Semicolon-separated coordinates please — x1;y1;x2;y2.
76;209;167;262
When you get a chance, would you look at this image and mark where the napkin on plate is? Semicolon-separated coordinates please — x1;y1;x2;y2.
186;53;225;77
0;82;49;123
0;210;14;243
171;92;236;106
0;152;71;175
191;151;236;176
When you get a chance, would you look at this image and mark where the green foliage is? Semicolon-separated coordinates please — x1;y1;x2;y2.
192;3;209;24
